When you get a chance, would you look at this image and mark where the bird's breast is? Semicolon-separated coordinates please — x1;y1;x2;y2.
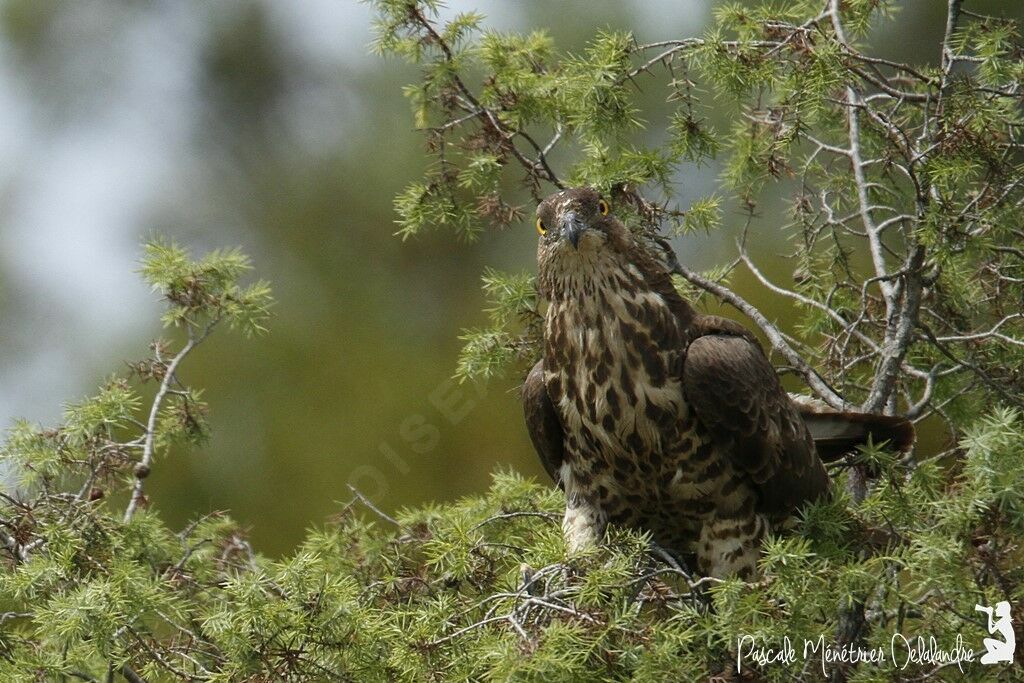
542;261;747;545
543;267;691;466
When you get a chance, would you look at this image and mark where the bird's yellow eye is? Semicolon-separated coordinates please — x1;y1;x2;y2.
536;217;547;235
598;199;610;216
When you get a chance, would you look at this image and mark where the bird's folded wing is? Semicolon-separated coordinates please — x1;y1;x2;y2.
682;321;830;515
522;359;565;487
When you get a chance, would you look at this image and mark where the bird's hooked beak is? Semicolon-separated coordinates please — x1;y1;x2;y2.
560;211;586;250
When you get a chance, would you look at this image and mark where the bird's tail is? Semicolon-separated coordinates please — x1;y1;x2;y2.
789;394;915;463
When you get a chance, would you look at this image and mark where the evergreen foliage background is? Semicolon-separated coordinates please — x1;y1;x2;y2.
1;0;1023;680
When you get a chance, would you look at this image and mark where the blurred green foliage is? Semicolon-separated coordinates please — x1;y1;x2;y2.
0;0;1022;558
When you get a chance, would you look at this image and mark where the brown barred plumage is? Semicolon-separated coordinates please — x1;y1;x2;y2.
523;188;914;578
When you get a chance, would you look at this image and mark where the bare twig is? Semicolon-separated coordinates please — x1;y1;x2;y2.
124;322;216;523
470;511;560;531
347;485;400;527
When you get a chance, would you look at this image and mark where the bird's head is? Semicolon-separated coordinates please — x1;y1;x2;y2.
535;187;632;296
535;187;618;253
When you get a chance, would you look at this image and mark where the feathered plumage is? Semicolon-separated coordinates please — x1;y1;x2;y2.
523;187;914;578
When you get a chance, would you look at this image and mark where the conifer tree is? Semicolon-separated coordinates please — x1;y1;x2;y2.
1;1;1022;680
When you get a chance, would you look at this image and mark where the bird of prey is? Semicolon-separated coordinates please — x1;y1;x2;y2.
522;187;913;578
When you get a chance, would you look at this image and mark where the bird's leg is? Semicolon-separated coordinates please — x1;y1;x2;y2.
556;463;606;554
561;492;606;554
